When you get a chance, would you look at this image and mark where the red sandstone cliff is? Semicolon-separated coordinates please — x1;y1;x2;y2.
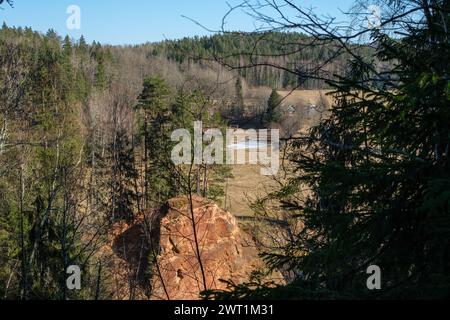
104;195;282;300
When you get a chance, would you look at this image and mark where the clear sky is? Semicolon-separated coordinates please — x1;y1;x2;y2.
0;0;355;45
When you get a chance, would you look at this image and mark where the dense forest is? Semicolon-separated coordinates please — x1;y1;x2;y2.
148;32;379;89
1;0;449;301
150;32;345;89
0;23;236;299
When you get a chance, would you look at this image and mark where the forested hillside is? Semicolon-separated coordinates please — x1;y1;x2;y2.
1;0;449;302
0;24;235;299
150;32;365;89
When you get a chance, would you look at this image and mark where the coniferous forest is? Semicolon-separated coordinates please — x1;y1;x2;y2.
0;0;449;303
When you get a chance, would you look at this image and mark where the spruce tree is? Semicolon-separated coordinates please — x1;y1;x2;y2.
264;89;282;125
108;127;138;222
208;0;450;300
233;77;245;118
136;77;175;207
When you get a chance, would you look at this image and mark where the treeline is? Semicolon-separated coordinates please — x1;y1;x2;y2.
0;24;232;299
149;32;368;89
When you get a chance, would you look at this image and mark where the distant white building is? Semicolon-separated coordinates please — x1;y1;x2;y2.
286;105;296;115
306;104;318;116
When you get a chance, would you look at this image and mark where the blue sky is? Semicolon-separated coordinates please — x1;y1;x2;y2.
0;0;355;45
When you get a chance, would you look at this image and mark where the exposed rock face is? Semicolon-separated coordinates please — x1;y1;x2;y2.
150;195;274;300
100;213;152;300
104;195;281;300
